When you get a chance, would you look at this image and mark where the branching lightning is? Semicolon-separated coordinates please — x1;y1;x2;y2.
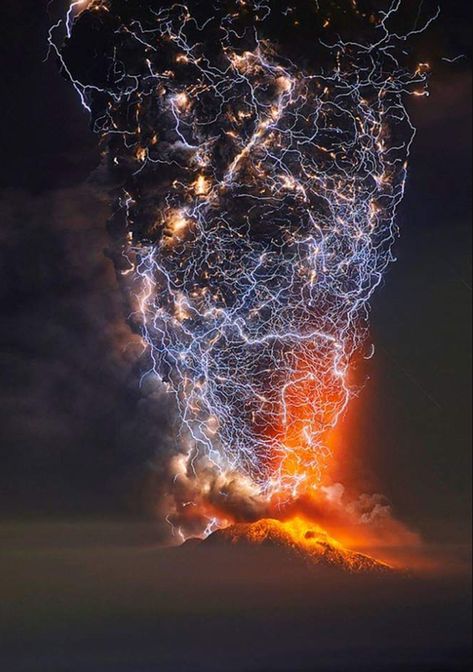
51;1;433;513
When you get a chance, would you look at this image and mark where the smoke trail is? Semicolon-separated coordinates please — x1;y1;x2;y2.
51;1;433;532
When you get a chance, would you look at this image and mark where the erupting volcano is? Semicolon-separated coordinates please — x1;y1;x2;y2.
201;517;393;573
50;0;435;555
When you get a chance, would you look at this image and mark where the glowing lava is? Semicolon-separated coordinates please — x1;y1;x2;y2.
205;517;393;573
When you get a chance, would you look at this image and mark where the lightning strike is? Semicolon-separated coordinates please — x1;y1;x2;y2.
52;0;434;537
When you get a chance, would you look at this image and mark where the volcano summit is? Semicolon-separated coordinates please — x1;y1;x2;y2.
198;518;393;574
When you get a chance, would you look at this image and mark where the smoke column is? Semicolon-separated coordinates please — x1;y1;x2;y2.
50;0;434;535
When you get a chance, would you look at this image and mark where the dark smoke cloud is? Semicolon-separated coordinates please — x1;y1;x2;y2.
0;179;179;524
0;161;292;537
0;0;470;548
150;460;271;539
36;0;466;542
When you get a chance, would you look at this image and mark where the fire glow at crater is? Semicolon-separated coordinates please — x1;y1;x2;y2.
51;0;434;545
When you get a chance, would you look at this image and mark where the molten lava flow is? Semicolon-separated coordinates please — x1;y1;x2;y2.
277;516;393;572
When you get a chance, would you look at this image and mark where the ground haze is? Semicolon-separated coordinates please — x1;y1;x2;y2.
0;520;470;672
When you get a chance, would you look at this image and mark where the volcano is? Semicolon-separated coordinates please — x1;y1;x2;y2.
200;518;393;574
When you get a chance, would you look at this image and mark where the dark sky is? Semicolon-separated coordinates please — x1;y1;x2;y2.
0;0;471;543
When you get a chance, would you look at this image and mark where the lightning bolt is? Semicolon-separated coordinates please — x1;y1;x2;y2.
51;1;433;519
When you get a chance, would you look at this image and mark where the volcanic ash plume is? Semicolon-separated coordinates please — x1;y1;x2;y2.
51;1;432;538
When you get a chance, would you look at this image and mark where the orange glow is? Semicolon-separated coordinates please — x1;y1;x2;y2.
163;209;192;246
280;515;344;549
73;0;108;15
211;517;393;573
276;76;292;93
280;515;394;571
269;487;423;569
135;147;147;162
174;92;190;111
268;351;348;495
194;174;211;196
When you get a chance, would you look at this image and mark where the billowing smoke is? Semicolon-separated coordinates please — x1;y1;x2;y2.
51;1;433;537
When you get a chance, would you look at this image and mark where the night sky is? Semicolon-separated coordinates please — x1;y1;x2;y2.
0;3;471;672
1;0;470;541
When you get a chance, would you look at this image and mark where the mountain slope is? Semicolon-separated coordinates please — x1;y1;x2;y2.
202;518;393;574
